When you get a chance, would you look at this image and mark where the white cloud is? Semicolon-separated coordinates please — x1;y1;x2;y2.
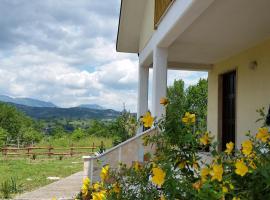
168;70;208;87
0;42;138;110
0;0;208;112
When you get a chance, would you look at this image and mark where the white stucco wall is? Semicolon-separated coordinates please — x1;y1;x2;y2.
139;0;155;52
208;38;270;148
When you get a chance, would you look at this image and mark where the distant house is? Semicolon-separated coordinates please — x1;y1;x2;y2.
84;0;270;181
116;0;270;150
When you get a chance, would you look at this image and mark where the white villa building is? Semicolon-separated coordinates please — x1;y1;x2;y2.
84;0;270;180
117;0;270;150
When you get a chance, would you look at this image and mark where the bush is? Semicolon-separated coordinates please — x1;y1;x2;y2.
0;177;20;199
0;180;11;199
71;128;86;141
0;128;7;147
75;98;270;200
0;103;43;146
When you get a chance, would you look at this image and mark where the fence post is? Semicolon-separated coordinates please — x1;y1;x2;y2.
4;146;7;157
100;141;105;153
27;147;30;157
70;143;74;157
48;145;52;158
92;142;95;153
2;146;6;157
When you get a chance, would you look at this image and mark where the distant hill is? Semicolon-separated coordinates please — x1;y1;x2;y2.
79;104;105;110
0;95;56;108
0;95;121;120
5;103;120;120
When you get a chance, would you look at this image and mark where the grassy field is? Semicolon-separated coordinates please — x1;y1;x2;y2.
0;136;113;198
0;156;82;198
38;135;113;148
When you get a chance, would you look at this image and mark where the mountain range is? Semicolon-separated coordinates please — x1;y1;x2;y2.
78;104;105;110
0;95;56;107
0;95;119;120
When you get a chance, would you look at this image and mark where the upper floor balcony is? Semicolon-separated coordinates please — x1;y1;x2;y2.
154;0;175;29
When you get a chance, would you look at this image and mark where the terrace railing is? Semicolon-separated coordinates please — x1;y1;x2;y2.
83;128;157;183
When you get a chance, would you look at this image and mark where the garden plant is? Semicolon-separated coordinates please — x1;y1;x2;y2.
76;97;270;200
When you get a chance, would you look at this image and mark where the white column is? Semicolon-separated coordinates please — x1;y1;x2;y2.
152;47;168;119
137;65;149;120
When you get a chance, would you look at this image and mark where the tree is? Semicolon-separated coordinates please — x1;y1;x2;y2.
21;127;43;145
0;127;8;147
0;103;42;146
50;124;67;138
186;79;208;130
167;79;186;119
87;120;108;137
71;128;86;141
0;103;25;139
110;110;138;145
166;79;208;132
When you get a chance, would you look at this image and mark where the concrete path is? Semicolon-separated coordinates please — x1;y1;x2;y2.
15;171;84;200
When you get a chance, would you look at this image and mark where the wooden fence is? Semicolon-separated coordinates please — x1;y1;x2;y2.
1;141;104;158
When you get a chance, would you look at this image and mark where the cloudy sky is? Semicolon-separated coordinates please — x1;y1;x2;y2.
0;0;207;111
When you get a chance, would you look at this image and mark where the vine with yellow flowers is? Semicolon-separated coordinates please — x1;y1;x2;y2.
75;98;270;200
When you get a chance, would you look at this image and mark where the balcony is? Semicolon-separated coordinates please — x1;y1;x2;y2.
154;0;175;28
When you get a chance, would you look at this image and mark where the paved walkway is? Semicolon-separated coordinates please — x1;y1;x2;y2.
15;171;84;200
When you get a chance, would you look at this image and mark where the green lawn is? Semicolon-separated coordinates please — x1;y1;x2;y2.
38;135;113;148
0;156;83;197
0;136;113;198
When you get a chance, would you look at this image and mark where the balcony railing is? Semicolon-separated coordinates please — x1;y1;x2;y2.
154;0;175;28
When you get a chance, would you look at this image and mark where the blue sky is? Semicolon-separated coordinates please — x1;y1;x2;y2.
0;0;207;111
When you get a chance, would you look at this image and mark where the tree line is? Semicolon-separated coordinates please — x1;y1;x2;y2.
0;78;207;147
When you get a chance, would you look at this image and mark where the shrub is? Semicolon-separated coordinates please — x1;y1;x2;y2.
0;128;7;147
75;98;270;200
0;180;11;199
72;128;86;141
0;177;20;199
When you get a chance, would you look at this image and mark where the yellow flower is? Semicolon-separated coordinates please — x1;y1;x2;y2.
232;197;240;200
83;177;90;187
222;186;228;193
201;167;210;182
249;160;257;169
241;140;253;156
100;165;109;182
199;132;210;145
224;142;234;155
160;97;169;106
133;161;141;171
182;112;196;124
160;194;166;200
192;180;202;190
113;183;120;193
256;127;270;143
178;161;186;169
52;198;57;200
210;164;223;182
141;111;154;128
193;162;199;171
93;182;102;191
235;160;248;176
151;167;166;187
81;184;88;197
92;190;106;200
